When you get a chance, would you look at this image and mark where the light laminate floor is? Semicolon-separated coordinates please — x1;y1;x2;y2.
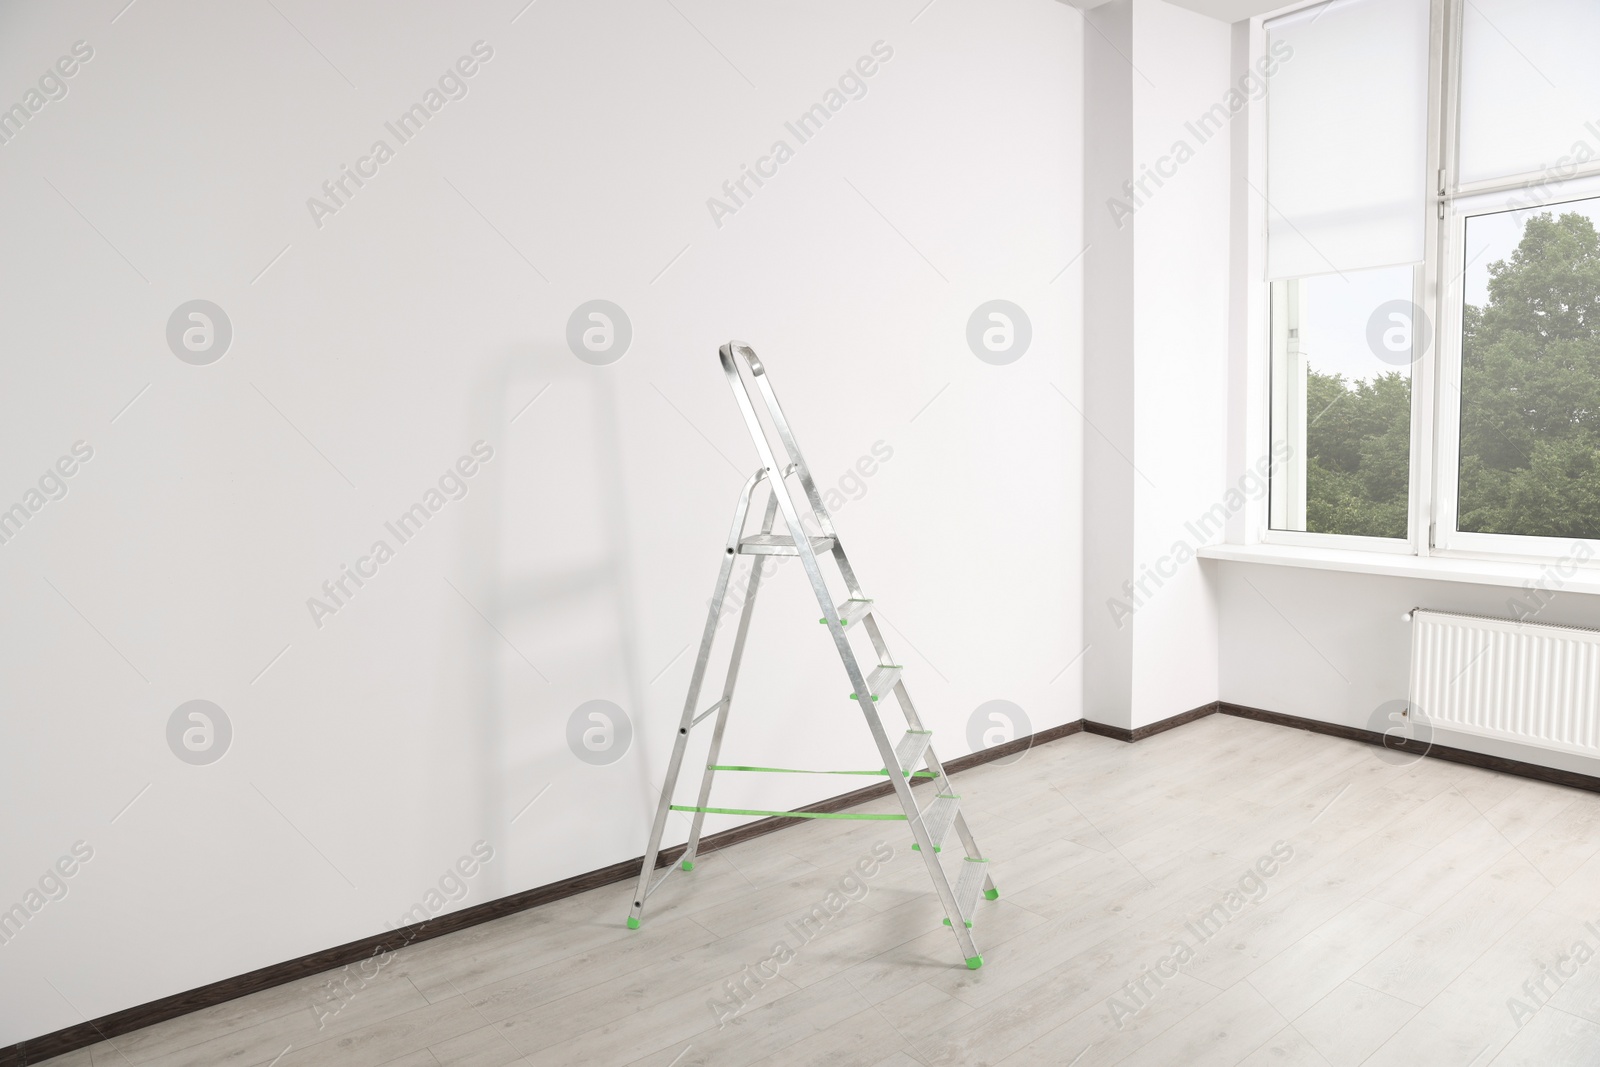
38;714;1600;1066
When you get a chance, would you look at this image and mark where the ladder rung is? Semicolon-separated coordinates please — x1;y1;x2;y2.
820;599;874;628
849;665;902;703
738;533;836;556
690;698;726;727
911;794;961;853
646;862;677;899
892;729;933;774
953;857;988;925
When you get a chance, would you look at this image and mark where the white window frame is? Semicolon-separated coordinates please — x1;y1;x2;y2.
1248;0;1600;568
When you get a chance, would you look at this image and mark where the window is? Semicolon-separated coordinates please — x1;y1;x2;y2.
1269;266;1415;539
1257;0;1600;561
1454;195;1600;541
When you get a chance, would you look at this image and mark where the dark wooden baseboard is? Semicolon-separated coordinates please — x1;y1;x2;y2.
0;717;1085;1066
1218;702;1600;796
1082;700;1219;743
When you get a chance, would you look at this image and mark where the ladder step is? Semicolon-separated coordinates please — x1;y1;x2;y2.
892;729;933;774
849;665;902;703
911;794;961;853
738;533;836;556
820;599;874;628
952;857;989;926
670;804;906;822
709;764;936;779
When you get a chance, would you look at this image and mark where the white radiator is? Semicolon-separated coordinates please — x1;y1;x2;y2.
1410;609;1600;757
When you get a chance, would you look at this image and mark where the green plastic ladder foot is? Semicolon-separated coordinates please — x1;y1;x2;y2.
965;955;984;970
681;860;694;871
984;888;999;900
626;916;640;930
943;917;973;928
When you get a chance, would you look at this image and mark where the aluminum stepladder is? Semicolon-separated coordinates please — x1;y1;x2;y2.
625;341;997;969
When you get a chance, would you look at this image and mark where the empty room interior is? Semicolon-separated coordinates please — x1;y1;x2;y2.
7;0;1600;1064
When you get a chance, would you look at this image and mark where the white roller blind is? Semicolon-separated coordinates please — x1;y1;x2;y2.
1459;0;1600;185
1265;0;1430;280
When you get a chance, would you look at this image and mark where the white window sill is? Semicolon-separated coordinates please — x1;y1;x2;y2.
1197;542;1600;596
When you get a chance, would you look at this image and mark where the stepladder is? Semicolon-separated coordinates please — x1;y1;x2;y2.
626;341;998;969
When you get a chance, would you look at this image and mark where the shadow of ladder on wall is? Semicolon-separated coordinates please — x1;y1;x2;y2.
625;341;997;969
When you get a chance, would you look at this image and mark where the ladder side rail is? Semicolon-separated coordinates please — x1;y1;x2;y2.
720;343;866;599
747;358;870;600
864;607;996;891
628;467;767;925
829;465;996;896
859;614;948;785
882;676;998;895
859;616;962;792
949;810;996;895
859;617;911;716
861;613;998;895
719;347;865;699
719;344;980;961
681;490;782;867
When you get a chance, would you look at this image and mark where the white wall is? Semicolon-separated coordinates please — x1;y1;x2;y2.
1080;0;1137;726
1213;563;1600;778
1128;0;1230;725
0;0;1082;1044
1081;0;1231;731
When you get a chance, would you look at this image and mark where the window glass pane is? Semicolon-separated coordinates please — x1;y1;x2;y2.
1458;196;1600;538
1459;0;1600;185
1270;266;1414;537
1264;0;1429;279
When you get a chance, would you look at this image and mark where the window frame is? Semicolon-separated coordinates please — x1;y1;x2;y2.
1249;0;1600;567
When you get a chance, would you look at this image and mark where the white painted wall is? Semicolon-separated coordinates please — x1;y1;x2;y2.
1081;0;1231;731
0;0;1082;1044
1128;0;1231;726
1080;0;1138;727
1212;563;1600;778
